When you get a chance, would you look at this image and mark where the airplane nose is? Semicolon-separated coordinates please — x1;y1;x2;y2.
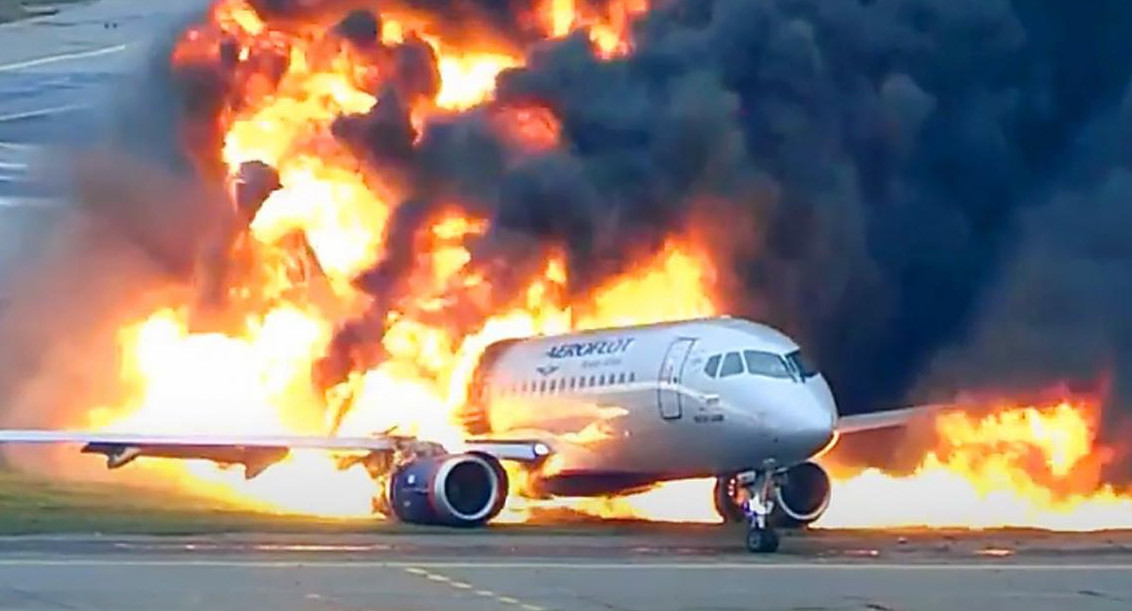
792;398;836;457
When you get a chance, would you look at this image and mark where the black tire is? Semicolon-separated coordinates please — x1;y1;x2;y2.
746;527;780;553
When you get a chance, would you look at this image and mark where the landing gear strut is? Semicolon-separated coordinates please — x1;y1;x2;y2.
736;469;781;553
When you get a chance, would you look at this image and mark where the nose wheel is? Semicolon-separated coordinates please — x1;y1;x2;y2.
746;524;779;553
736;469;781;553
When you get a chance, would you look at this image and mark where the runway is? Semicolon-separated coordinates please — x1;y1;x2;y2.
0;0;206;281
1;530;1132;610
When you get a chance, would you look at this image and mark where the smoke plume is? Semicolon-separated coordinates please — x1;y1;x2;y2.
6;0;1132;477
311;0;1132;425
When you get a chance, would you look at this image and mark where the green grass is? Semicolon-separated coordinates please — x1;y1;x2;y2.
0;470;383;535
0;469;731;536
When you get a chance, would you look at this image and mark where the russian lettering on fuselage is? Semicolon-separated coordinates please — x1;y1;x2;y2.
545;338;635;359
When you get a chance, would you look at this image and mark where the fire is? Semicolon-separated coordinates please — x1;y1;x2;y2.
539;0;649;58
817;396;1132;530
28;0;1132;533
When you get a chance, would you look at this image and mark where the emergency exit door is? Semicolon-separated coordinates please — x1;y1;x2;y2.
657;338;695;419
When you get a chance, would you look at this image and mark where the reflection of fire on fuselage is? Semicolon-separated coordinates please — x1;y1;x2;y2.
0;314;931;554
456;317;839;500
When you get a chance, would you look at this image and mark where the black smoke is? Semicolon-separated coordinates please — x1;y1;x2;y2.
160;0;1132;446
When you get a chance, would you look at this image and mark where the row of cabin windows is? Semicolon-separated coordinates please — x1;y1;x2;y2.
498;371;637;397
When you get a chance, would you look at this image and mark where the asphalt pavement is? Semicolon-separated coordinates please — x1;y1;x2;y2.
0;0;206;282
0;531;1131;611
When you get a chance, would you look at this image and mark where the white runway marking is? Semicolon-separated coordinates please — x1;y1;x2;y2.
0;44;128;73
0;559;1128;571
0;103;87;123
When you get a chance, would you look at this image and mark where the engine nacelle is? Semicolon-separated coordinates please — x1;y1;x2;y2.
385;452;508;527
770;461;832;528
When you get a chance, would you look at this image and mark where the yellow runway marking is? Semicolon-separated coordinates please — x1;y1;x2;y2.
403;566;556;611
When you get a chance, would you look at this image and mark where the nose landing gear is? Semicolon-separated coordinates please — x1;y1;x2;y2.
736;469;781;553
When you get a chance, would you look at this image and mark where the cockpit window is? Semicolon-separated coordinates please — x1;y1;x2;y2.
718;352;744;377
704;354;721;378
785;350;817;379
743;350;793;379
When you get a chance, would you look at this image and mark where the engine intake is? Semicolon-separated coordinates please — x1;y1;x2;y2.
386;453;508;527
771;461;832;527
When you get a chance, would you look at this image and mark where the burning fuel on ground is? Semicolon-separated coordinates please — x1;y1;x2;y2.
2;0;1132;530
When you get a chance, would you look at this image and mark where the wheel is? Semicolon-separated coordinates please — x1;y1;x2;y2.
746;527;780;553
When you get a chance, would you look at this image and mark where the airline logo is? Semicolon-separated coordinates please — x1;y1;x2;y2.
545;338;635;359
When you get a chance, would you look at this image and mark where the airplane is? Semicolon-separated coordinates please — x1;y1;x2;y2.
0;315;934;553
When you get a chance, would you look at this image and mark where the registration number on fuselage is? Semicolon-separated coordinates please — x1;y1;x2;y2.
693;413;724;423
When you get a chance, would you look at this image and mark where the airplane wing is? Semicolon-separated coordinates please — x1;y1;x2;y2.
0;429;552;478
834;404;944;435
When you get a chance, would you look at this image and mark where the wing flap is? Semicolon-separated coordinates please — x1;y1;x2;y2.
0;430;552;478
0;430;399;450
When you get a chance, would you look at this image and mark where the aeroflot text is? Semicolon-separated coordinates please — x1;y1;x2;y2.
545;338;635;359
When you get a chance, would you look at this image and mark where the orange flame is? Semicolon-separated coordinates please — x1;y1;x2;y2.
31;0;1132;532
817;397;1132;530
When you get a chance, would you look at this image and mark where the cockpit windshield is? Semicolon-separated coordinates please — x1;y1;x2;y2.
785;350;817;379
743;350;793;378
719;352;745;377
704;349;796;380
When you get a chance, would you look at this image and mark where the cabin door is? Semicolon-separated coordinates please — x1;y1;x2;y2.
657;337;695;420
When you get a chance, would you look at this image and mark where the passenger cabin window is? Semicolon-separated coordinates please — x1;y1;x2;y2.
704;354;721;378
743;350;793;379
718;352;745;377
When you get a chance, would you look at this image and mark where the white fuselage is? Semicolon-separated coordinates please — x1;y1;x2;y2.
468;317;839;495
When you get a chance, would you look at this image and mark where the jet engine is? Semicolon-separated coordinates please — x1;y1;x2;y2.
385;452;509;527
770;461;832;527
714;461;832;528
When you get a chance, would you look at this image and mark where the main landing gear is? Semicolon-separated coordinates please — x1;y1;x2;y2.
735;469;781;553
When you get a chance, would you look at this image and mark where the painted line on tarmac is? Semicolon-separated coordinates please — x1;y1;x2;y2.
0;104;86;123
0;559;1129;571
404;566;549;611
0;44;128;73
0;197;61;208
